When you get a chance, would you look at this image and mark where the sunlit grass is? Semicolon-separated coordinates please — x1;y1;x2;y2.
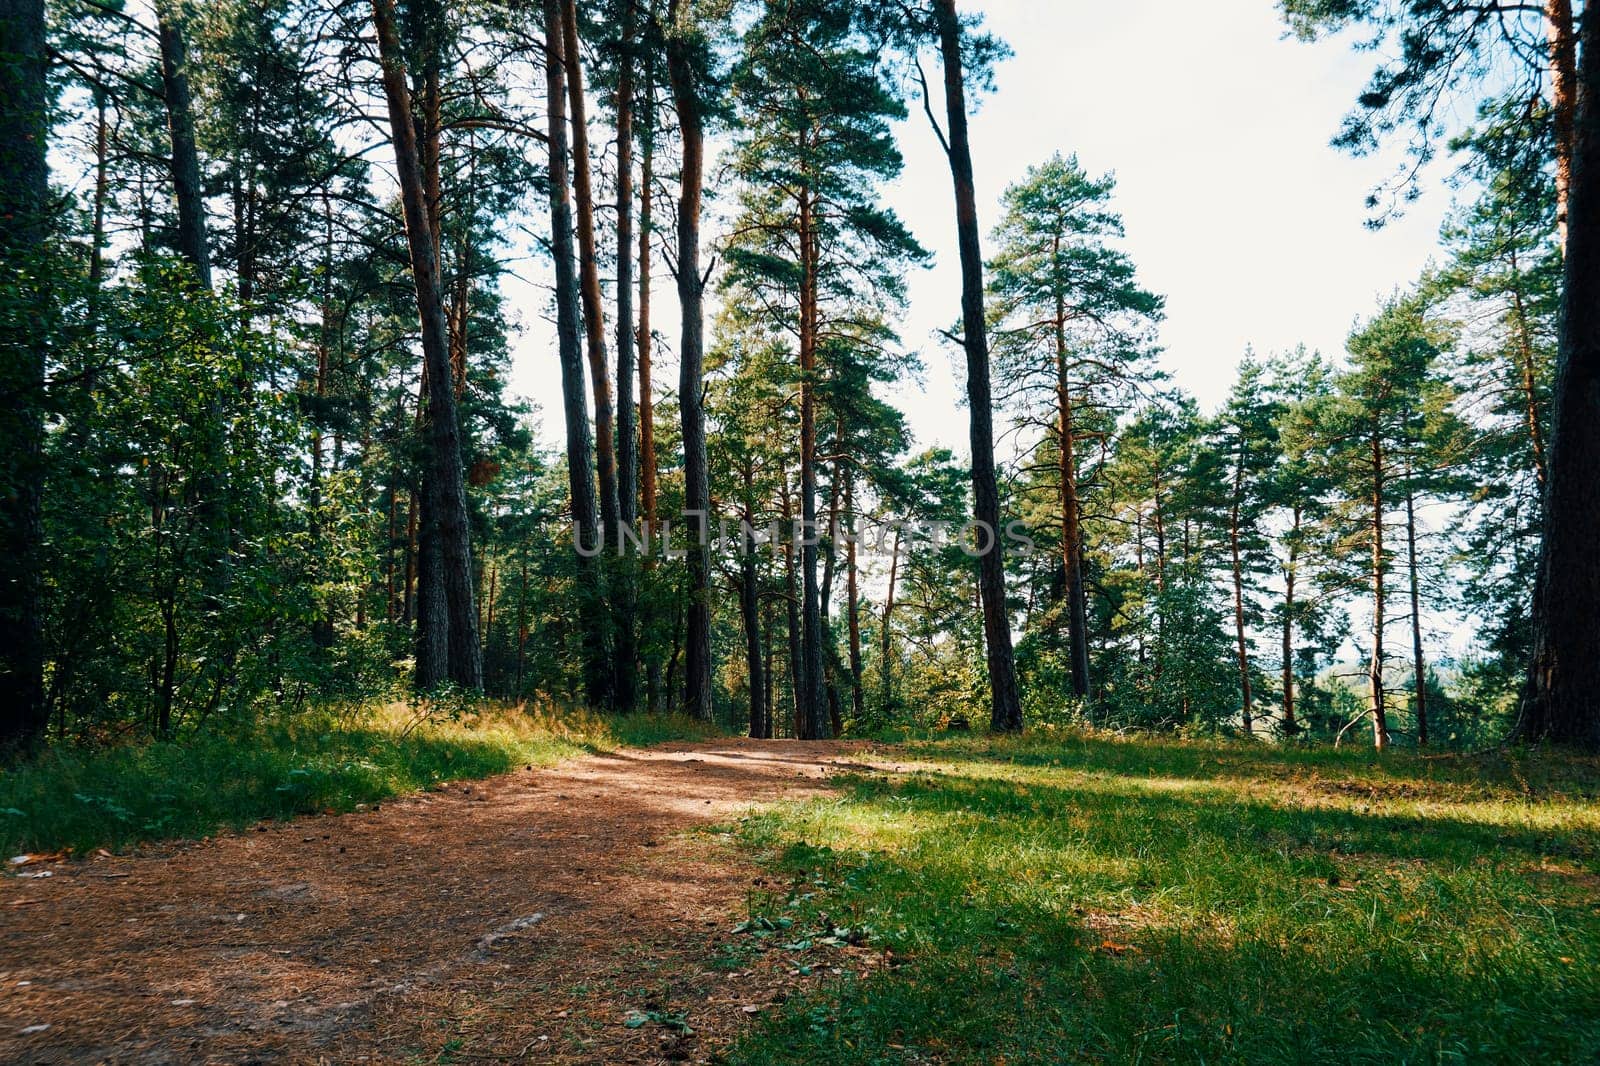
728;730;1600;1064
0;701;716;856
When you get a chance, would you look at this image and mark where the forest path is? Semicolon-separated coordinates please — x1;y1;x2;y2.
0;738;882;1064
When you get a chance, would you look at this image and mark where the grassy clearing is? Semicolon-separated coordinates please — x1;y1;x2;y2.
0;703;715;857
727;730;1600;1065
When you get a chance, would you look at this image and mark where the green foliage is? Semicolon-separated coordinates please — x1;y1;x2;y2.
727;733;1600;1064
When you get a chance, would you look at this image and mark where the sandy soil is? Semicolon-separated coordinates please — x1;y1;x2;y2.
0;739;883;1064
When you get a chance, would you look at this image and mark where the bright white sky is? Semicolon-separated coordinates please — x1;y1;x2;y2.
505;0;1456;454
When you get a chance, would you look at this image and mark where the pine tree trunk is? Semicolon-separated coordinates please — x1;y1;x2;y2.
541;0;609;708
1508;259;1549;487
1405;487;1428;746
741;465;765;738
1547;0;1578;250
1229;449;1253;735
933;0;1022;733
561;0;621;547
615;0;639;525
795;181;828;740
783;479;804;737
1524;6;1600;750
1370;431;1389;750
638;84;658;532
666;2;713;720
761;602;775;738
0;0;49;755
612;0;640;712
89;90;108;305
846;474;864;724
1281;505;1301;735
637;44;660;711
155;0;211;290
373;0;481;690
1054;308;1090;699
879;526;901;715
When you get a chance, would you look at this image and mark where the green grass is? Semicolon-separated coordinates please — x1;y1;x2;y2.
0;702;716;856
726;730;1600;1065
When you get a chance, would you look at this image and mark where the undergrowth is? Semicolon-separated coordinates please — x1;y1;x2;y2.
0;701;715;856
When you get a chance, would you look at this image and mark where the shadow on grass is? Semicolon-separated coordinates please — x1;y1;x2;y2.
726;747;1600;1066
889;730;1600;804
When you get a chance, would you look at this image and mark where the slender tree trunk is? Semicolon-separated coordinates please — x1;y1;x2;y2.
1524;5;1600;749
155;0;211;290
616;0;639;524
1370;431;1389;750
612;0;640;711
879;526;901;714
374;0;481;689
741;465;765;738
1508;268;1549;488
89;90;109;302
1405;486;1428;746
637;43;661;710
1229;449;1253;735
542;0;610;708
666;2;713;719
1054;310;1090;699
785;536;804;738
561;0;621;545
845;475;864;724
0;0;49;754
402;490;419;624
638;79;658;530
795;181;828;739
1281;505;1301;735
515;558;528;696
933;0;1022;733
1548;0;1578;250
761;601;775;738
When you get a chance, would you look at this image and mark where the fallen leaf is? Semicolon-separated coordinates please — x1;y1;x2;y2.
8;852;64;868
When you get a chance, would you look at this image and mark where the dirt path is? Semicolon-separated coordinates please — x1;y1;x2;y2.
0;739;880;1064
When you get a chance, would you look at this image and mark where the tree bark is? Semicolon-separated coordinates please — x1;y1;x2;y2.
542;0;610;708
933;0;1022;733
1523;5;1600;750
0;0;49;755
666;0;713;720
373;0;482;690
